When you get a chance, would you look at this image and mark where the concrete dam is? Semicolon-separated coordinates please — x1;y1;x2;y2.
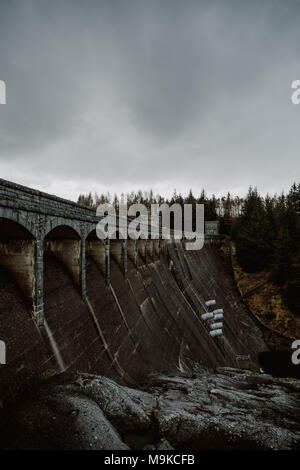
0;178;269;405
1;179;300;451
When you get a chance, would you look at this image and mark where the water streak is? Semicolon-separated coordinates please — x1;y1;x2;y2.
44;319;66;372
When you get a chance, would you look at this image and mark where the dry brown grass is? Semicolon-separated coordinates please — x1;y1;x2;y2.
231;242;300;339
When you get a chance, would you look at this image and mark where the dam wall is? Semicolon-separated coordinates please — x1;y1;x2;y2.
0;179;267;403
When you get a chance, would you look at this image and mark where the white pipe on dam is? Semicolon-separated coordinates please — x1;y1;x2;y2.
213;308;223;315
214;313;223;320
201;312;214;320
205;299;216;307
210;329;222;337
211;322;223;329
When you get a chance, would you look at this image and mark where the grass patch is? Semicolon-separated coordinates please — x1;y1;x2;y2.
231;241;300;339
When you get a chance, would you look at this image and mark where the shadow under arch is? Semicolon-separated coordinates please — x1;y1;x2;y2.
0;217;35;241
86;229;107;278
44;224;81;287
0;218;36;304
44;225;81;240
110;231;126;275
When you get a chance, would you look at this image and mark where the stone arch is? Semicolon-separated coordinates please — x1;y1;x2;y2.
0;213;36;239
86;228;99;240
0;217;36;241
44;225;82;287
0;218;36;304
85;225;100;241
44;223;81;240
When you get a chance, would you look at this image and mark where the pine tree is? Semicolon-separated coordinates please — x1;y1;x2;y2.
235;187;270;272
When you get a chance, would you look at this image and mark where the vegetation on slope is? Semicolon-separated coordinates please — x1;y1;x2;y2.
229;183;300;338
231;184;300;316
231;242;300;338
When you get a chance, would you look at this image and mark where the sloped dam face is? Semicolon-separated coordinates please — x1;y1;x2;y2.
0;241;267;403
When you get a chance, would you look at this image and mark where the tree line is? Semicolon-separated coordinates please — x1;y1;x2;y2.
77;188;243;221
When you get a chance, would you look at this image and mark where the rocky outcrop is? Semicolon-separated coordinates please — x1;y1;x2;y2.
1;367;299;450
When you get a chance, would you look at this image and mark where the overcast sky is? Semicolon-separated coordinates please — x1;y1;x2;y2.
0;0;299;201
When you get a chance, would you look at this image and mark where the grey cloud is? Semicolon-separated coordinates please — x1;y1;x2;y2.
0;0;299;199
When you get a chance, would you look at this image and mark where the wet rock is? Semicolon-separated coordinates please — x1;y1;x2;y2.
147;371;300;450
1;390;128;450
0;368;299;450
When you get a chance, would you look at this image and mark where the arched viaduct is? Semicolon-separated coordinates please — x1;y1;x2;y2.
0;179;266;402
0;179;171;326
0;179;220;327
